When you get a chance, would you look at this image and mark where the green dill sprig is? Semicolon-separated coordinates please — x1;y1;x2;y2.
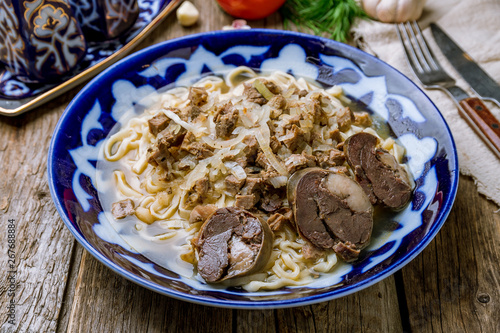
281;0;368;42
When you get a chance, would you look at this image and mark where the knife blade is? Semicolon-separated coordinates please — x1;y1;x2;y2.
430;23;500;105
430;23;500;157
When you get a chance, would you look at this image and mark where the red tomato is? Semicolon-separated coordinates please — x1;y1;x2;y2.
216;0;286;20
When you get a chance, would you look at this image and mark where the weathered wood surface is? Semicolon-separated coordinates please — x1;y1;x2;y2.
0;1;498;332
0;92;79;333
402;176;500;332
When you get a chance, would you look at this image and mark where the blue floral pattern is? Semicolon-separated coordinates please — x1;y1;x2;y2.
0;0;171;101
49;30;458;308
0;0;86;81
0;1;28;77
68;0;139;40
30;1;86;76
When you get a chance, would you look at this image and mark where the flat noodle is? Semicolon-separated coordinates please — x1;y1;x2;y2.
105;128;141;161
114;171;142;197
100;66;410;291
226;66;257;87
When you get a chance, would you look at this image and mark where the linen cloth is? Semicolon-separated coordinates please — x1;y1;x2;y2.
353;0;500;207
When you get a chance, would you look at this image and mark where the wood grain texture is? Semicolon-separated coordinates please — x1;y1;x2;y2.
276;276;402;333
65;251;233;333
55;243;84;333
0;91;80;333
402;176;500;332
236;309;277;333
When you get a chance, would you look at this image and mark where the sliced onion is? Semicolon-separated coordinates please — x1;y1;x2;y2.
238;106;258;127
209;150;224;171
257;105;272;124
181;160;209;190
303;144;313;155
277;130;296;143
326;85;343;97
253;127;288;177
162;109;207;136
207;114;216;137
232;126;244;134
282;87;295;99
253;79;274;100
201;129;248;149
224;161;247;181
180;149;240;191
322;103;334;116
182;147;239;190
313;144;334;152
209;168;220;182
296;77;310;91
178;155;197;169
300;119;313;129
268;175;288;188
289;107;301;116
213;180;225;192
200;97;215;113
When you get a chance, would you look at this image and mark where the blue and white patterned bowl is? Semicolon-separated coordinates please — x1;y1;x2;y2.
48;30;458;308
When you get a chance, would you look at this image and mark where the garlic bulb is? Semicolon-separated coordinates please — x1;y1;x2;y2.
361;0;426;23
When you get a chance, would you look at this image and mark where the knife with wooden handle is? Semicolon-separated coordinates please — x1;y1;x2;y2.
431;23;500;157
459;98;500;155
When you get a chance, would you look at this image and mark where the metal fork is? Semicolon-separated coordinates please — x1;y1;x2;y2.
396;21;469;103
397;21;500;158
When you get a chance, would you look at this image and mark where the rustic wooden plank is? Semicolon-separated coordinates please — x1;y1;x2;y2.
134;0;234;50
235;309;277;333
66;250;154;333
275;276;403;332
65;250;233;333
145;291;233;333
0;92;79;333
402;175;500;332
55;243;84;333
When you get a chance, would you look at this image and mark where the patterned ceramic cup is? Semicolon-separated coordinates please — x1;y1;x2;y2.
0;0;139;83
0;0;87;82
68;0;139;41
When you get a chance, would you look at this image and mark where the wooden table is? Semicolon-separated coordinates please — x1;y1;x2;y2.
1;1;499;332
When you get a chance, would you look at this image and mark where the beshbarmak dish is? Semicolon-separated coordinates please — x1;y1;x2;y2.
98;66;413;291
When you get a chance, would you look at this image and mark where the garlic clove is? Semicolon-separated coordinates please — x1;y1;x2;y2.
176;1;200;27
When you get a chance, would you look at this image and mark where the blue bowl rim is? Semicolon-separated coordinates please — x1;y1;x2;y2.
48;28;459;309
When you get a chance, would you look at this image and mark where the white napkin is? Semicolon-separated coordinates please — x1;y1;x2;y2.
353;0;500;207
